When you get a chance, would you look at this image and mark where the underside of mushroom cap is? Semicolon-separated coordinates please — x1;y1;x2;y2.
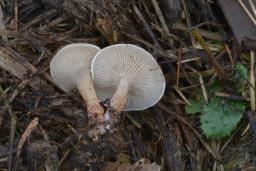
91;44;166;111
50;43;100;92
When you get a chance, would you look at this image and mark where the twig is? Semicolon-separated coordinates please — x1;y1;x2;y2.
249;0;256;17
58;149;71;168
176;47;182;87
250;51;255;111
178;57;200;64
192;29;226;80
238;0;256;26
7;104;16;171
16;117;39;158
220;121;245;153
151;0;173;46
215;92;249;101
173;23;222;41
186;65;208;102
181;0;196;47
151;0;169;34
157;103;220;161
14;0;18;31
125;113;142;129
179;83;202;91
173;85;191;105
133;5;162;50
199;74;208;102
0;3;7;41
224;44;234;68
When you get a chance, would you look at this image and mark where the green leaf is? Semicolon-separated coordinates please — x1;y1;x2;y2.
200;97;245;138
231;64;248;93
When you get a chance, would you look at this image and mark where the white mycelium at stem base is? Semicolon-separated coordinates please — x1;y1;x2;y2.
91;44;166;116
110;79;129;114
50;43;104;118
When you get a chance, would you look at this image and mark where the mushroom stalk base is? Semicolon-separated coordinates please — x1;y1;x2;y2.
77;68;104;120
110;79;129;114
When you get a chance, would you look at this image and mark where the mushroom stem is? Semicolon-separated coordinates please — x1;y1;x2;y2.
77;67;104;118
110;79;129;114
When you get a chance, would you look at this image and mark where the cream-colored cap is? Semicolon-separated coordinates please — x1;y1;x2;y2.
50;43;100;91
91;44;166;111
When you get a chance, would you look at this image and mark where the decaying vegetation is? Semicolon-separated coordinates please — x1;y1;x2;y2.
0;0;255;170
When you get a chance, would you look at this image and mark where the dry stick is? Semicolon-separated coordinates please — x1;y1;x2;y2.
151;0;169;33
250;51;255;111
181;0;196;47
173;85;191;105
0;86;16;171
215;92;249;101
125;113;142;129
242;51;256;136
173;23;222;41
0;42;64;92
238;0;256;26
220;121;245;153
224;44;234;68
0;48;85;120
20;9;56;31
157;103;220;161
179;57;200;64
58;149;71;168
8;78;33;103
151;0;173;46
176;47;182;88
16;117;39;158
179;83;202;91
0;4;7;41
199;74;208;102
14;0;18;31
249;0;256;17
133;5;163;50
192;29;226;80
186;65;208;102
7;104;17;171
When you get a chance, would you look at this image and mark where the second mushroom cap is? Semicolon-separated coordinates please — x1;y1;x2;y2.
91;44;166;111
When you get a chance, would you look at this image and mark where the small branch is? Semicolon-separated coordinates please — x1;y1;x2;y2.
181;0;196;47
8;104;16;171
16;117;39;158
250;51;255;111
151;0;173;46
176;47;182;87
238;0;256;26
157;103;220;161
248;0;256;17
199;74;208;102
173;85;191;105
192;29;226;80
133;5;163;50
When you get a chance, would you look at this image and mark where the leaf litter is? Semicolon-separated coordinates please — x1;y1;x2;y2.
0;0;255;171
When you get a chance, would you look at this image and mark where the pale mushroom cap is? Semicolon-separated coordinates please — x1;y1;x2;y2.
50;43;100;91
91;44;166;111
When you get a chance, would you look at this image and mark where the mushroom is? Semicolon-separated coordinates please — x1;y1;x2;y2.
91;44;166;117
50;43;104;120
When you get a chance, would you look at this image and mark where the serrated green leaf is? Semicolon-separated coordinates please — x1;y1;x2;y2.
185;80;222;115
200;97;245;139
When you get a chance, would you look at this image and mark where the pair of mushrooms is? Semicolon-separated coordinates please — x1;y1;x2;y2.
50;43;166;124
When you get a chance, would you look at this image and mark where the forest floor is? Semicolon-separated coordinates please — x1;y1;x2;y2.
0;0;255;171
